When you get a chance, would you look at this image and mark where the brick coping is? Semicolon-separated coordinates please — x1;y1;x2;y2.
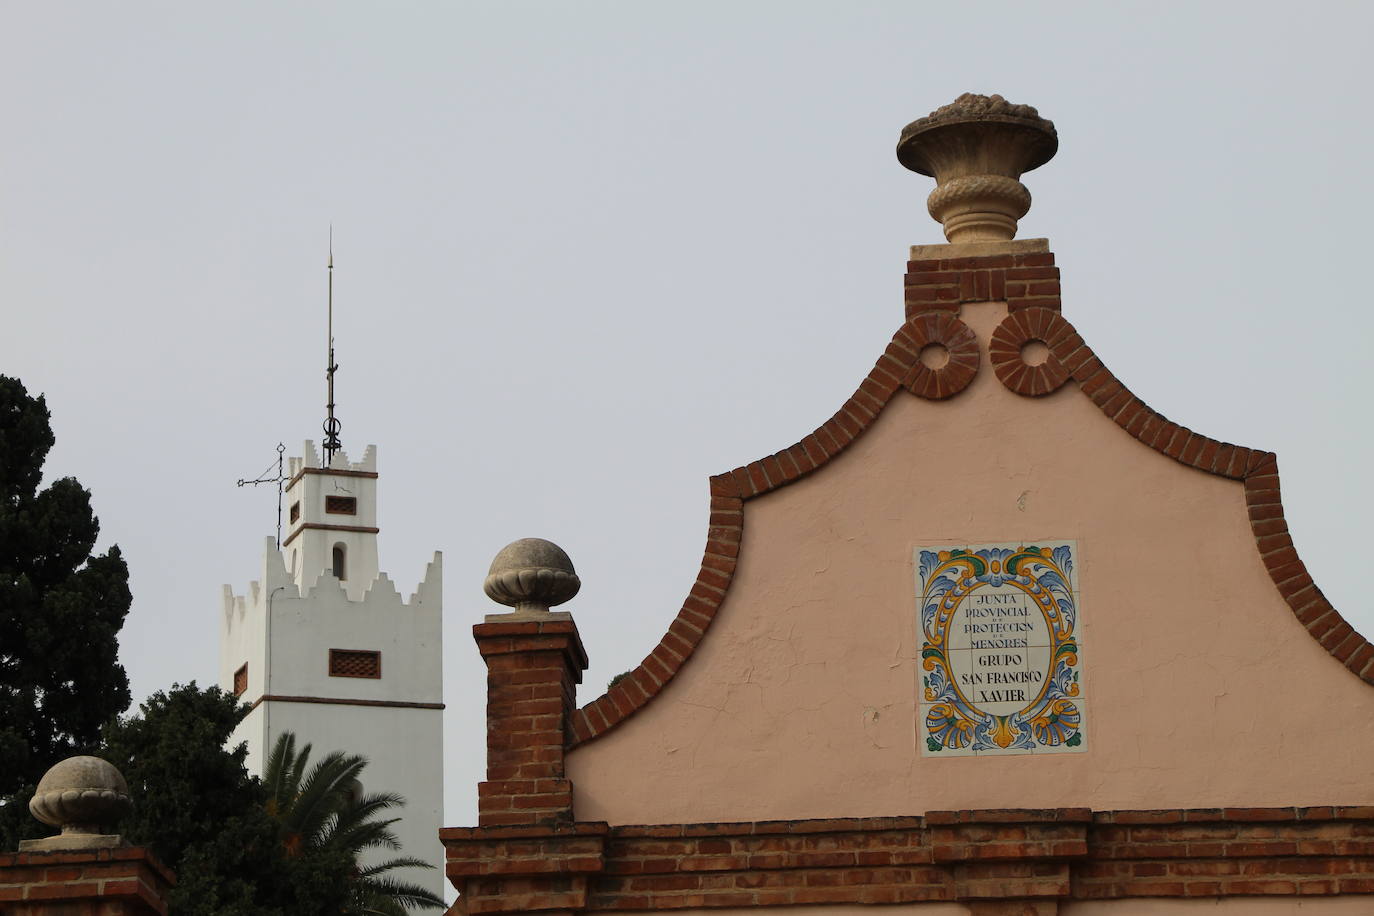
445;806;1374;909
445;805;1374;843
567;249;1372;748
0;846;175;885
0;845;175;914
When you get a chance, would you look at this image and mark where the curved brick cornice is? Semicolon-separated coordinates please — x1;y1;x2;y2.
1039;315;1373;683
567;318;926;747
567;301;1372;748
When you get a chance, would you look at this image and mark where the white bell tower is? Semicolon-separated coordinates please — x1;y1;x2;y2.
217;248;445;900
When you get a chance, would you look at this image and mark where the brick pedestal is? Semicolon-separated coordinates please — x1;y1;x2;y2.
474;616;588;827
0;846;175;915
904;239;1061;318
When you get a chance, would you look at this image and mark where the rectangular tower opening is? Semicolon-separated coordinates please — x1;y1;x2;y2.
325;495;357;515
329;648;381;678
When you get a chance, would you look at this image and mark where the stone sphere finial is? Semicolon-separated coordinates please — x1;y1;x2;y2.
484;538;581;617
897;93;1058;243
26;756;132;849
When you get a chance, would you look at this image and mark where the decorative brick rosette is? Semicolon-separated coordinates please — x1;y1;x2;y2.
901;311;979;400
990;306;1071;396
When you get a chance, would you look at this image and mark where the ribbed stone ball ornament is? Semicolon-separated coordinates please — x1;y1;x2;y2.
897;93;1058;243
484;537;581;615
29;755;133;836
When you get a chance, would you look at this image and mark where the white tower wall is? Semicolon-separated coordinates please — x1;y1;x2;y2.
220;442;444;900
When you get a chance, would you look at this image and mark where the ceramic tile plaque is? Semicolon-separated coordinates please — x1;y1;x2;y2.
916;541;1085;757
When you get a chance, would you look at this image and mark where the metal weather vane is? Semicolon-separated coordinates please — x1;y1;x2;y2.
236;231;341;545
322;228;343;468
321;229;343;472
237;442;288;547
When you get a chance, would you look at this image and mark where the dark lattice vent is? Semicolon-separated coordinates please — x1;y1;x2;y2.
289;501;301;523
325;495;357;515
233;663;248;697
329;648;381;679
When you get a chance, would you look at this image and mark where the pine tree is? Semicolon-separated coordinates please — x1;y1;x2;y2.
0;375;132;848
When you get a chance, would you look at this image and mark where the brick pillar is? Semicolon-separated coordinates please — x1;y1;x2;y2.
0;846;175;915
474;616;588;827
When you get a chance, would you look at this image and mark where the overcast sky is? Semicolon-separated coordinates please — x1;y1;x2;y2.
3;1;1372;835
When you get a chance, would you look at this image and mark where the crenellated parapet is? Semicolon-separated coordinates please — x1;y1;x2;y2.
220;538;440;626
286;440;377;479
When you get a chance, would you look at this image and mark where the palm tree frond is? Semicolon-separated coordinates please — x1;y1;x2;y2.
262;731;442;911
353;874;447;910
334;791;407;828
324;814;403;855
262;731;298;814
355;856;436;879
289;751;367;838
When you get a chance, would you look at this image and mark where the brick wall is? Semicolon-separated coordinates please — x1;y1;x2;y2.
0;847;174;915
444;807;1374;913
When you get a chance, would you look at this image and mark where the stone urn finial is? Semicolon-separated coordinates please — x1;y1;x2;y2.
483;538;581;618
22;755;133;851
897;93;1057;244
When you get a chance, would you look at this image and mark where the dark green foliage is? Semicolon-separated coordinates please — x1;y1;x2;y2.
99;689;442;914
0;375;132;849
101;684;299;915
99;684;402;915
104;684;258;863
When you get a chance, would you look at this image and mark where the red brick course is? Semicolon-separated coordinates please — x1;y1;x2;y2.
444;807;1374;912
0;846;174;915
905;251;1061;318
